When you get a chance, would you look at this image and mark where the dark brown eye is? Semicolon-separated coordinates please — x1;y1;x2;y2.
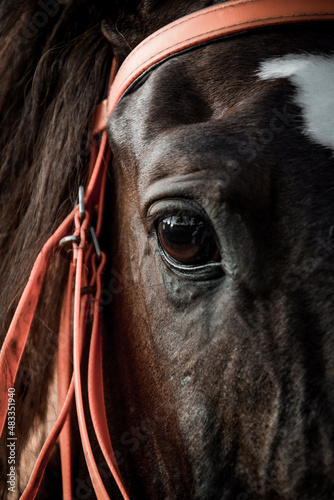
157;215;220;266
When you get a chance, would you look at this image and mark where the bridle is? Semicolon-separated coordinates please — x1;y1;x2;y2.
0;0;333;498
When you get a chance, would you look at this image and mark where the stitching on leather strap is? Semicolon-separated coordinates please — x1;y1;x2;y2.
115;12;333;94
126;0;251;54
111;0;333;82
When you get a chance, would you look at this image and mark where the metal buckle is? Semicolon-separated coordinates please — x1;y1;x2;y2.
89;226;101;258
59;186;101;263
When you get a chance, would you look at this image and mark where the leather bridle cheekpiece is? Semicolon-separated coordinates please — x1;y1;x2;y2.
0;1;333;498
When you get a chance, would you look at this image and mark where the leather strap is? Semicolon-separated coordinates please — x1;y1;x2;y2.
0;132;112;499
0;210;74;437
58;264;75;500
72;212;110;499
95;0;334;134
87;255;128;496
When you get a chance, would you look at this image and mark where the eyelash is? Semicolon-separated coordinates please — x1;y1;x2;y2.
146;207;189;231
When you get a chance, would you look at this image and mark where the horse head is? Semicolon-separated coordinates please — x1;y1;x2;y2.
101;3;334;498
0;1;333;499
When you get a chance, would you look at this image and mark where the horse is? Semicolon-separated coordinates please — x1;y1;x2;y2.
1;0;334;498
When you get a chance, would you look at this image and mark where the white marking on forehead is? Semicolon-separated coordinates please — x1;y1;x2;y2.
257;53;334;152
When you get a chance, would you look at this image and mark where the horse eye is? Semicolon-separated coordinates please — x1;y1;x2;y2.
157;215;220;266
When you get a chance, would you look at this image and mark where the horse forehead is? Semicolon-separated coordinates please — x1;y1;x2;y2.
108;46;252;150
258;53;334;153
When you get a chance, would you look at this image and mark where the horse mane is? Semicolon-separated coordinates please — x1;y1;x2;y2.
0;0;117;490
0;0;115;329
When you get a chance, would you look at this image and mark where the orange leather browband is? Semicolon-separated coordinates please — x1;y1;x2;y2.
94;0;334;134
0;1;333;499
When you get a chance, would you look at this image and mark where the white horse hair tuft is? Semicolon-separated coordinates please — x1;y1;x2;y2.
257;53;334;153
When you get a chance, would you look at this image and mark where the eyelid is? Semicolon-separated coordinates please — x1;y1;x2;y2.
146;207;195;233
157;239;224;281
146;198;210;229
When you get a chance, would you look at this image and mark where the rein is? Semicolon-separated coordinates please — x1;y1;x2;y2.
0;1;333;498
